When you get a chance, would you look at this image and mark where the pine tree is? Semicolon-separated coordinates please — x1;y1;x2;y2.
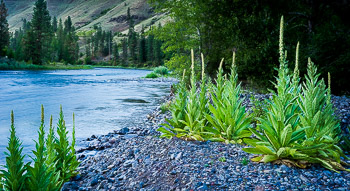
52;16;57;33
63;16;79;64
138;26;146;64
107;31;113;58
26;0;52;64
146;34;154;63
127;7;137;63
113;42;119;65
100;30;106;56
85;38;92;64
153;39;162;65
57;18;64;61
122;38;128;66
0;0;10;57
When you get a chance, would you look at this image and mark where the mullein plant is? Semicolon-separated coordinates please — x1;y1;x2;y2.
0;111;28;191
26;105;60;191
205;52;252;143
45;115;61;190
174;50;207;141
296;61;347;170
0;106;79;191
159;50;209;140
54;106;80;184
243;16;349;172
158;69;188;138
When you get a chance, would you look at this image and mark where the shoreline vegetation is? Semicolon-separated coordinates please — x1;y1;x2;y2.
62;17;350;190
0;58;157;71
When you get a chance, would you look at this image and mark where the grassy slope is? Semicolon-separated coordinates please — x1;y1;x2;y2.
5;0;162;34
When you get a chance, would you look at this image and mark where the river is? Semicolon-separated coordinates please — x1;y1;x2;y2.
0;68;172;164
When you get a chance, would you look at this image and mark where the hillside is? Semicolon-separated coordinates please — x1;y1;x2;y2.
4;0;166;34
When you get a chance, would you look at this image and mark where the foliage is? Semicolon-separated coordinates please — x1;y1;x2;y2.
0;57;92;70
150;0;350;95
153;66;169;75
0;111;27;191
205;52;252;143
145;72;158;78
243;17;349;172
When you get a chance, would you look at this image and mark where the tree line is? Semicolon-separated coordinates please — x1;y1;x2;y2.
149;0;350;95
0;0;165;67
85;7;164;67
3;0;79;65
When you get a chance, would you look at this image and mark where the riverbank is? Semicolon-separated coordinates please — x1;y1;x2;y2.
0;57;158;71
63;93;350;190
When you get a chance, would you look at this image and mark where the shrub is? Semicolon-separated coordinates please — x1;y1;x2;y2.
145;72;158;78
153;66;169;75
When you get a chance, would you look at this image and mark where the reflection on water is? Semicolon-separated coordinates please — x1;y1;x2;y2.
0;68;171;164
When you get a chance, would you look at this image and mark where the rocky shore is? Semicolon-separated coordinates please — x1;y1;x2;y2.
63;93;350;191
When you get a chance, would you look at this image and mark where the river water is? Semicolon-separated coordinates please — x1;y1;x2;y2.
0;68;171;165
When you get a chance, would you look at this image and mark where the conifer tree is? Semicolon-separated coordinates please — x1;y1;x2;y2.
107;31;113;57
26;0;52;64
113;42;119;65
52;16;57;33
146;34;154;63
57;18;64;61
127;7;137;63
138;26;146;64
0;0;10;56
122;38;128;66
85;38;92;64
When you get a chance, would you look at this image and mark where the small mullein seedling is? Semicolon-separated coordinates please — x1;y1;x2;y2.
219;157;226;162
0;111;28;191
241;157;249;165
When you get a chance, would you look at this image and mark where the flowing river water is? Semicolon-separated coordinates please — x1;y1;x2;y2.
0;68;172;165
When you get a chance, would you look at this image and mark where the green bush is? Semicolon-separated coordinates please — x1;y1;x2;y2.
145;72;159;78
0;106;79;191
153;66;169;75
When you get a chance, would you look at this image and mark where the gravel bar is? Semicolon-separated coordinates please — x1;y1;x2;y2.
63;93;350;191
